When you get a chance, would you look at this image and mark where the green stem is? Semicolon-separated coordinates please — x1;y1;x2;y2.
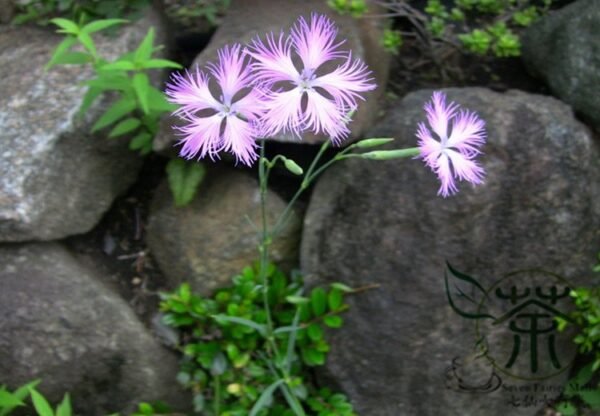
258;141;274;336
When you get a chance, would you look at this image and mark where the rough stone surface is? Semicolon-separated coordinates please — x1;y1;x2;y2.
153;0;389;155
147;167;301;294
522;0;600;131
301;88;600;416
0;10;166;241
0;243;188;415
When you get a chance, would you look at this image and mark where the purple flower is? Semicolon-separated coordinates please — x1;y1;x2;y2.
416;91;486;197
247;13;376;143
166;44;261;166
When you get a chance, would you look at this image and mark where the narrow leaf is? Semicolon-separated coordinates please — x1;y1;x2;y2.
92;96;136;132
135;28;155;63
77;32;97;57
280;385;306;416
141;59;183;69
50;18;79;34
82;19;127;34
56;393;71;416
211;314;267;336
46;37;77;70
100;61;136;71
0;391;23;409
79;87;103;115
30;389;54;416
166;159;206;206
354;138;395;148
311;287;327;316
133;73;150;114
249;379;285;416
108;117;141;138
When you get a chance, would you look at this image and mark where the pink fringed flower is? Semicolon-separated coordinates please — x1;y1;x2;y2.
166;44;261;166
247;13;376;143
417;91;486;197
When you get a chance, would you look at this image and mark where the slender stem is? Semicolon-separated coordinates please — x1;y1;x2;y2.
258;141;274;336
271;141;330;237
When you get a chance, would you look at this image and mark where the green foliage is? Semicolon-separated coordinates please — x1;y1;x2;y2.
166;159;207;207
329;0;555;59
48;18;180;155
13;0;148;26
382;29;403;55
164;0;232;27
554;257;600;415
160;263;357;415
0;381;71;416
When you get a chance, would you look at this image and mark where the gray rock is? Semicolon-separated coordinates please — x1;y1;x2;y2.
301;88;600;416
522;0;600;131
153;0;389;155
0;10;167;241
0;243;188;415
147;167;301;294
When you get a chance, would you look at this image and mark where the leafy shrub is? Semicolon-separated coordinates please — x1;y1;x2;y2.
13;0;148;26
0;380;71;416
160;263;358;416
329;0;556;58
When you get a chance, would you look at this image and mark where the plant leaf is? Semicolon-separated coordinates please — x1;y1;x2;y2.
92;96;136;132
133;73;150;114
141;59;182;69
166;159;206;207
46;37;77;70
108;117;141;138
134;28;155;63
82;19;127;34
211;314;267;337
30;389;54;416
50;18;79;34
77;31;97;57
55;393;71;416
311;287;327;316
249;379;285;416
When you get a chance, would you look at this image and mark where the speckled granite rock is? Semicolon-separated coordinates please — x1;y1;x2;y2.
522;0;600;131
153;0;389;155
301;88;600;416
0;10;166;241
0;243;188;415
147;167;301;294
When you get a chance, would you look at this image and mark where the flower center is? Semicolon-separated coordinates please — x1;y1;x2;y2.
297;68;317;92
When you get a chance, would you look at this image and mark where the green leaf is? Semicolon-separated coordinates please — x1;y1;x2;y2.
286;295;309;305
82;19;127;34
50;18;79;34
302;348;325;366
166;159;206;207
51;52;92;65
141;59;183;69
56;393;71;416
46;37;77;70
311;287;327;316
555;401;576;416
307;323;323;341
0;390;23;409
135;28;155;64
211;314;267;336
129;132;152;153
280;385;307;416
360;148;421;160
330;282;353;293
108;117;141;138
328;288;343;311
249;379;285;416
133;73;150;114
323;315;343;328
84;75;130;91
147;87;177;112
77;31;97;57
30;389;54;416
92;97;136;132
13;380;40;402
100;61;136;71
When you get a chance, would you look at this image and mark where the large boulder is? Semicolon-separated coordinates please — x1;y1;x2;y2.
0;10;167;241
522;0;600;131
153;0;389;155
0;243;188;415
301;88;600;416
147;167;301;294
